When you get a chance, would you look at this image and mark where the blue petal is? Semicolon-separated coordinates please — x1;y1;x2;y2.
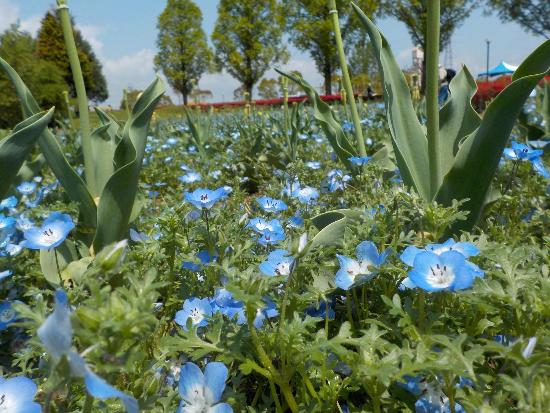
178;362;204;402
335;268;354;290
210;403;234;413
37;289;72;360
439;251;472;291
203;362;228;405
84;370;139;413
408;252;445;292
355;241;379;266
400;246;423;267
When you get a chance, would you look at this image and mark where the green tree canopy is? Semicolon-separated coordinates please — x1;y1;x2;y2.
382;0;476;91
212;0;288;98
0;25;68;128
258;78;280;99
36;10;108;103
155;0;213;105
485;0;549;39
283;0;379;95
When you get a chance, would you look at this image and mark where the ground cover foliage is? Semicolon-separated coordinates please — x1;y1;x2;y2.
0;88;549;412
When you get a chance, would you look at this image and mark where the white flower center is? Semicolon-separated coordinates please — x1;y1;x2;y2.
427;263;455;288
38;226;62;246
0;308;14;323
275;261;291;276
189;308;204;325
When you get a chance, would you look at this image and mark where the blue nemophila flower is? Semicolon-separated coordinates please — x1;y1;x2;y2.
532;157;550;179
258;230;285;246
291;186;319;204
177;362;233;413
259;249;294;277
23;212;74;250
407;251;477;292
305;161;321;170
16;215;34;232
335;241;390;290
246;218;284;235
400;239;479;266
349;156;372;166
305;300;335;320
0;301;17;331
0;376;41;413
178;171;202;184
0;270;13;281
0;214;16;234
182;250;218;272
503;141;543;161
16;181;37;195
175;298;213;330
184;187;229;209
287;215;304;228
37;290;138;413
256;196;288;213
0;196;17;210
323;169;351;192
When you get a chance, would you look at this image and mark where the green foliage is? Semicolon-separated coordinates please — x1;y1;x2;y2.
283;0;379;94
212;0;288;98
486;0;549;39
381;0;476;91
0;25;67;128
0;109;54;199
155;0;212;105
257;78;279;99
36;10;108;102
353;5;550;233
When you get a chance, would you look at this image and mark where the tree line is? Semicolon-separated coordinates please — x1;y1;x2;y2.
0;0;546;126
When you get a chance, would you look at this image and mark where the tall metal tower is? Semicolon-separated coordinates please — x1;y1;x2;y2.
444;40;454;70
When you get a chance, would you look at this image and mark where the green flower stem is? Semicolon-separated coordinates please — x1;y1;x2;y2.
56;0;95;195
246;304;299;413
426;0;441;199
82;394;93;413
329;0;367;157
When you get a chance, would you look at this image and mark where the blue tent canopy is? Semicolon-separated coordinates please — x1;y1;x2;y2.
478;61;518;78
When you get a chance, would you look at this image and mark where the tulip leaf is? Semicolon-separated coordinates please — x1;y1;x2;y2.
90;110;120;197
438;66;481;177
93;77;165;251
275;68;357;168
310;209;363;249
0;109;54;199
436;39;550;233
39;240;79;286
0;57;97;228
16;155;46;184
543;80;550;136
352;3;430;200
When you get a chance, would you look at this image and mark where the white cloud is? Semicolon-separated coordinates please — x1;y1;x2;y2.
103;49;158;106
79;24;104;56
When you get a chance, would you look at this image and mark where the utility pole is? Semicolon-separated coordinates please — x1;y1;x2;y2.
485;39;491;82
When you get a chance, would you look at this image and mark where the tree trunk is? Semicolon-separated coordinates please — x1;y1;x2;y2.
246;83;254;100
323;61;332;95
183;93;188;106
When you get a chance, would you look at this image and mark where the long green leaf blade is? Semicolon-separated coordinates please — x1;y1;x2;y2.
436;39;550;233
352;3;430;200
0;109;54;199
0;56;97;227
93;77;166;251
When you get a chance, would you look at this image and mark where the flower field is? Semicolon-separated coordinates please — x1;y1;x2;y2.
1;1;550;412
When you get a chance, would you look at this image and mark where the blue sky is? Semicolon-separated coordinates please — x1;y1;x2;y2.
0;0;545;106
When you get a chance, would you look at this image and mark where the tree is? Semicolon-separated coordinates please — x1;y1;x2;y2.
349;35;381;94
283;0;379;95
120;88;173;110
382;0;476;92
189;89;213;104
35;10;108;102
486;0;549;39
257;78;279;99
155;0;212;105
212;0;288;99
0;25;68;128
